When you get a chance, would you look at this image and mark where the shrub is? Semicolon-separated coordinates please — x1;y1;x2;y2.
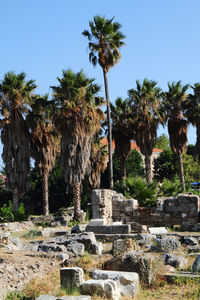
0;200;14;222
0;201;27;222
114;176;157;207
159;178;183;197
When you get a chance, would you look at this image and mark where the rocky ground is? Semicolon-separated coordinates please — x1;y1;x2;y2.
1;219;200;300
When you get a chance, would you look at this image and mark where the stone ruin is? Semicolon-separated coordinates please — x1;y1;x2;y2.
86;189;200;232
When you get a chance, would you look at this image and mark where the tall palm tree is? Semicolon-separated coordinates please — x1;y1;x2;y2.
111;97;132;181
27;95;60;216
82;15;125;189
0;72;36;211
128;79;164;183
51;69;104;221
163;81;189;191
183;83;200;162
88;134;108;189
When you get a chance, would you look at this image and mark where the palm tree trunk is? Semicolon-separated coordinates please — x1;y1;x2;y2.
120;156;126;181
145;154;152;183
178;152;185;191
196;123;200;163
12;185;19;213
73;182;81;221
103;69;113;189
42;172;49;216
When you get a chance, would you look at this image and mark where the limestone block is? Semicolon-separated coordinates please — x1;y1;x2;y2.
91;242;103;255
60;267;84;291
148;227;168;235
112;239;135;256
104;251;160;284
85;225;131;234
93;269;139;297
89;219;106;226
164;254;188;269
66;241;85;256
80;279;120;300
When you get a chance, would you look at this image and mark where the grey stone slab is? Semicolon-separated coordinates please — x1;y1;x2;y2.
148;227;168;234
80;279;120;300
89;219;106;226
93;269;139;297
85;225;131;234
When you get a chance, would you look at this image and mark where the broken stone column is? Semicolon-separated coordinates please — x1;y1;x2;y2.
60;267;84;291
91;189;115;224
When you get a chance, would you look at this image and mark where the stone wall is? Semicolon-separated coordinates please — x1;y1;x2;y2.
91;190;200;227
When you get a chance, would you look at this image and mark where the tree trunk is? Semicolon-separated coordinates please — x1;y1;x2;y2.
145;154;152;183
178;152;185;191
12;185;19;213
42;172;49;216
103;69;113;189
196;122;200;163
73;182;81;221
120;156;126;182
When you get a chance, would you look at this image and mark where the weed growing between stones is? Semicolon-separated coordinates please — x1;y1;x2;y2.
22;229;42;239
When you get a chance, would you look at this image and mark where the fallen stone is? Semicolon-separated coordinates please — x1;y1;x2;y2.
91;242;103;255
112;239;136;256
164;254;188;269
180;236;198;246
93;269;139;297
85;225;131;234
151;238;180;252
80;279;120;300
38;243;67;253
129;222;148;233
60;267;84;291
89;219;106;226
148;227;168;235
66;241;85;256
104;251;160;284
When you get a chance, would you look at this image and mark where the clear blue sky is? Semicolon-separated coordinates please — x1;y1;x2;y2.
1;0;200;166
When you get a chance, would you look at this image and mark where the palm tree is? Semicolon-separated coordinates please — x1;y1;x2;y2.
88;134;108;189
51;69;104;221
82;15;125;189
27;95;60;216
111;97;132;181
128;79;164;183
163;81;189;191
183;83;200;162
0;72;36;211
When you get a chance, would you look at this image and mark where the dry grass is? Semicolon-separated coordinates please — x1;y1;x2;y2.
22;268;61;298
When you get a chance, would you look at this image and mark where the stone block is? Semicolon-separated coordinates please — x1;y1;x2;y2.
60;267;84;291
89;219;106;226
91;242;103;255
85;225;131;234
148;227;168;235
80;279;120;300
104;251;160;284
112;239;135;255
93;269;139;297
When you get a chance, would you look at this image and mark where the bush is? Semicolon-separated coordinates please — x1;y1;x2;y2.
0;201;14;222
114;176;157;207
0;201;27;222
159;178;183;197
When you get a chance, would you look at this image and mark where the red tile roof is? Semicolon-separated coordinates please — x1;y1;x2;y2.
101;138;163;153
